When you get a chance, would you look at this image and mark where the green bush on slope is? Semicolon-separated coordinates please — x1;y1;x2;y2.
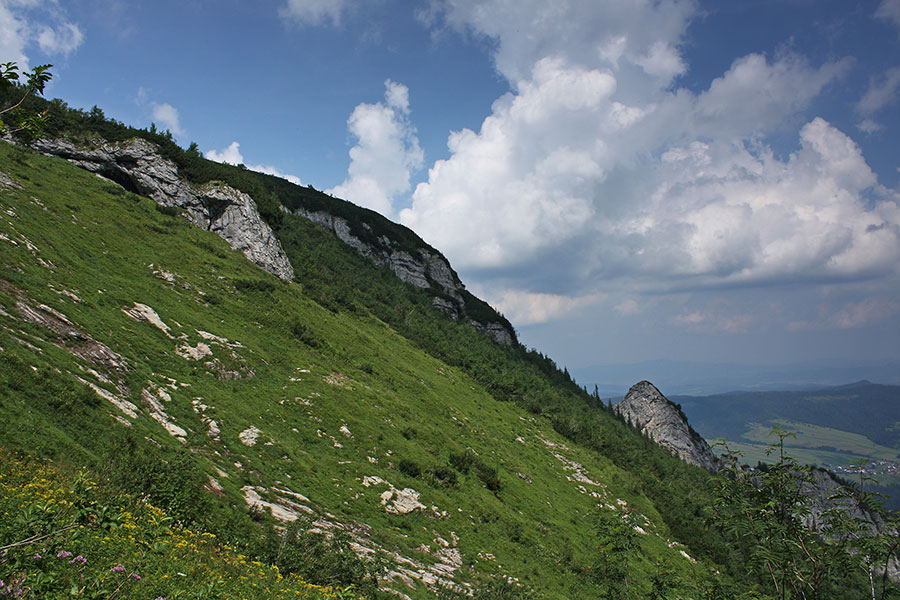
0;448;362;600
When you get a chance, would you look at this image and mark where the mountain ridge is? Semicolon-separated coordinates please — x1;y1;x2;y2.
27;133;516;348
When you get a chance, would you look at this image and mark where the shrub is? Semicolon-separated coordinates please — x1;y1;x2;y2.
254;518;383;599
427;465;457;487
449;450;475;474
474;461;501;492
291;319;321;348
98;431;212;527
154;203;179;217
234;278;276;293
398;459;421;479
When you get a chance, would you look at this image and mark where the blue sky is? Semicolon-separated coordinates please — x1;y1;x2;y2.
3;0;900;374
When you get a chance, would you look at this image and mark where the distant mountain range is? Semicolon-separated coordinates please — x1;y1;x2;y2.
572;359;900;397
670;381;900;447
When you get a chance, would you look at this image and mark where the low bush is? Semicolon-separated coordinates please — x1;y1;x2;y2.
253;518;383;599
292;319;322;348
397;459;421;479
448;450;475;474
234;278;276;293
427;466;457;487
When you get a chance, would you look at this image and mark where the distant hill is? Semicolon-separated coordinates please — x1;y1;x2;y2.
672;381;900;447
573;359;900;396
672;382;900;510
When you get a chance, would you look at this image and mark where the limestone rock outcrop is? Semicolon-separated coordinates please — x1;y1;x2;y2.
31;135;514;345
30;137;294;281
615;380;720;471
284;206;515;346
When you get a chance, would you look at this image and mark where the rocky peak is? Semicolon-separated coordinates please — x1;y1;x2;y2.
615;380;719;471
30;137;294;281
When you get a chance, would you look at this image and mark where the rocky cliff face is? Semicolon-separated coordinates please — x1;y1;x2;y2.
30;137;294;281
615;380;720;471
32;135;514;346
284;206;515;346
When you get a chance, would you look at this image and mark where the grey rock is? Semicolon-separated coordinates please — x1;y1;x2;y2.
470;320;515;346
31;137;294;281
389;250;429;288
797;469;898;582
615;380;719;471
424;253;462;297
432;297;459;321
284;205;514;346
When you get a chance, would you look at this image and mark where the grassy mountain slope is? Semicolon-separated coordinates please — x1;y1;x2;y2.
0;142;737;597
9;91;739;569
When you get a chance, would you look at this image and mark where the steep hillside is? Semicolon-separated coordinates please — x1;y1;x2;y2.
0;141;739;597
5;93;741;564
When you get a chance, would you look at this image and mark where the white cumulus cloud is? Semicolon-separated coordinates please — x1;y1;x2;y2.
855;66;900;132
431;0;695;85
151;102;183;136
484;288;602;326
205;141;243;165
36;22;83;55
0;3;31;67
328;80;423;217
877;0;900;36
205;141;302;186
400;0;898;321
0;0;83;72
694;53;850;137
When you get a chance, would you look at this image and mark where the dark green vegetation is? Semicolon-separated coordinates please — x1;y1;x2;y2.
0;62;53;140
0;449;352;600
712;431;900;600
675;382;900;447
1;107;896;597
674;382;900;509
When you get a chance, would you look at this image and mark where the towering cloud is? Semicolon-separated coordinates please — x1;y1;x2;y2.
329;80;424;218
398;0;900;328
